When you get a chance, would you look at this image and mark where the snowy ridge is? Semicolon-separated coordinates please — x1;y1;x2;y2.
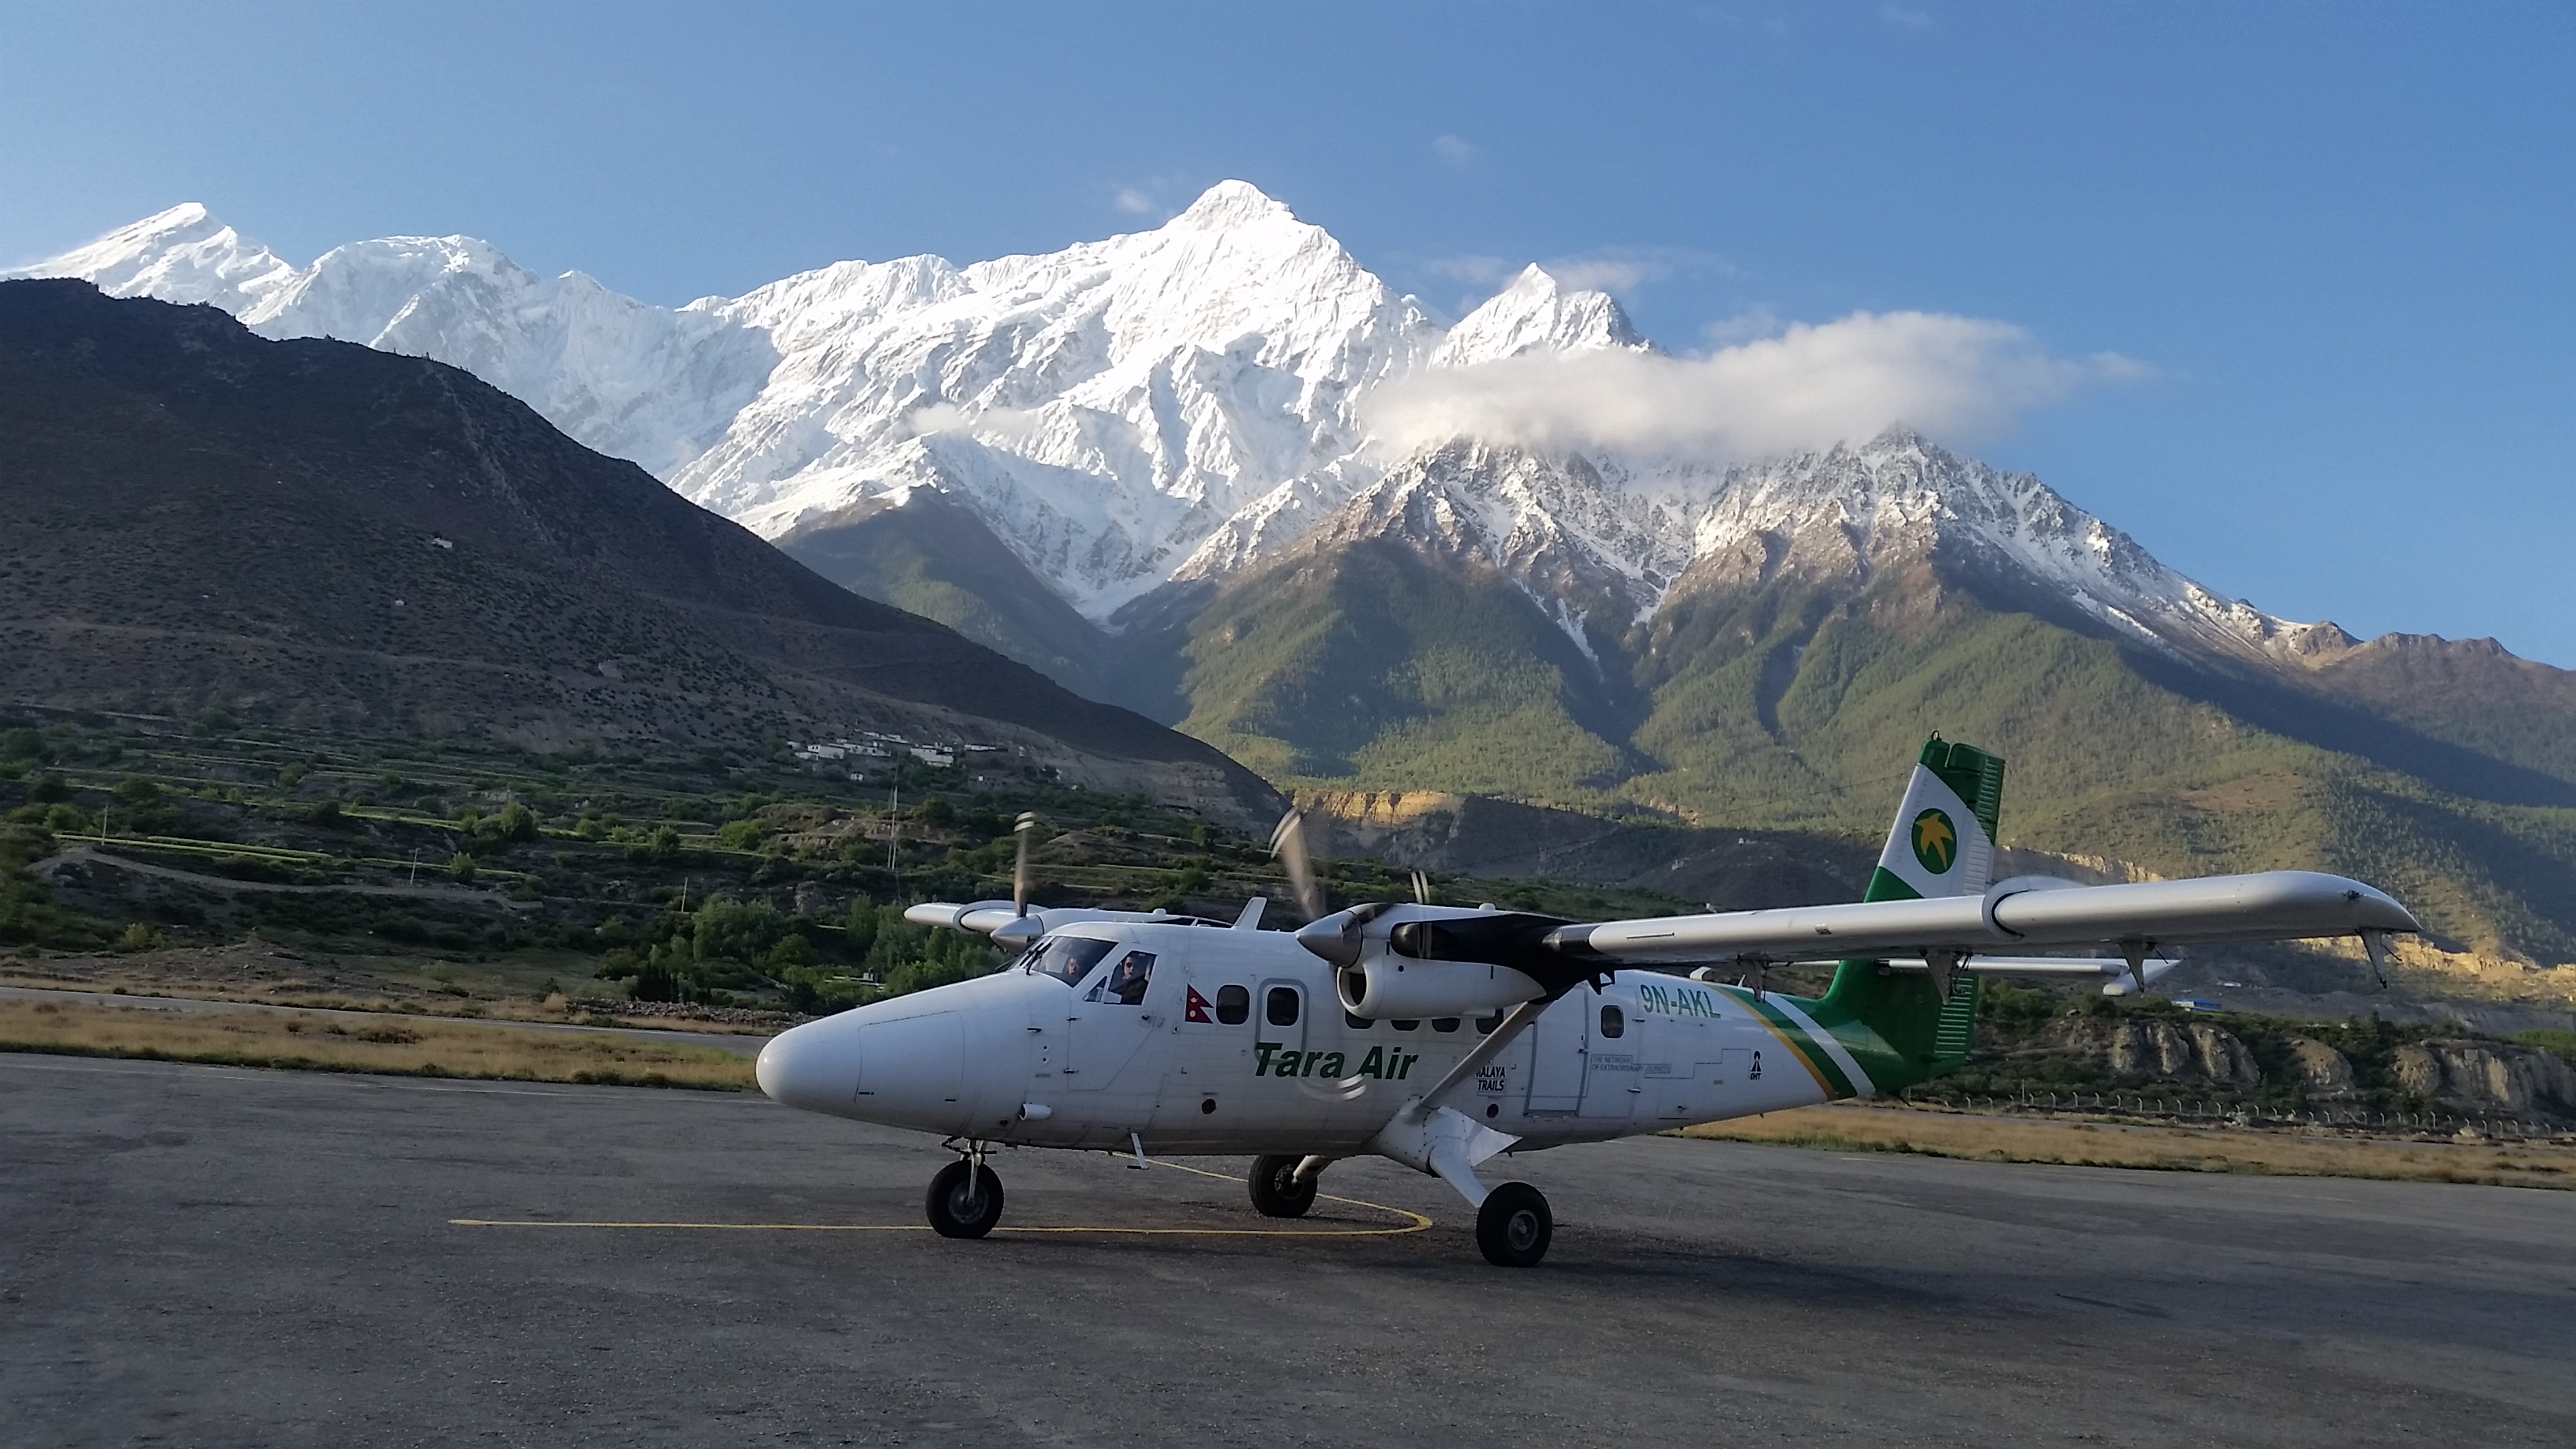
1428;264;1649;368
17;183;2328;665
21;204;297;312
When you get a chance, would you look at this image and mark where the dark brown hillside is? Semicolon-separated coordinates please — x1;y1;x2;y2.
0;280;1276;824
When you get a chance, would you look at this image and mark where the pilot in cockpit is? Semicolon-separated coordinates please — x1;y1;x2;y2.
1099;949;1155;1006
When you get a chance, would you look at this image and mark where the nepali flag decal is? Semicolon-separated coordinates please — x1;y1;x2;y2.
1185;987;1214;1024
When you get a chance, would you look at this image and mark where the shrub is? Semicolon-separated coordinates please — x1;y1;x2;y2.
448;852;477;883
631;959;680;1002
114;776;163;805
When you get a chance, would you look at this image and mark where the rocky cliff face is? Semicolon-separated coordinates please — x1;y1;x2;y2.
2038;1016;2263;1090
2393;1040;2576;1117
1996;1006;2576;1120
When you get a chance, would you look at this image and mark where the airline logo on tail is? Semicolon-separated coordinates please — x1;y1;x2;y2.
1911;809;1957;874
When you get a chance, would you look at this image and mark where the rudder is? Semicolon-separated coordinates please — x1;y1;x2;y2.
1818;736;2007;1087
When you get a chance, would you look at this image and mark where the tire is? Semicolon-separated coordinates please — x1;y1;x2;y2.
1476;1181;1552;1267
926;1160;1005;1239
1247;1154;1319;1218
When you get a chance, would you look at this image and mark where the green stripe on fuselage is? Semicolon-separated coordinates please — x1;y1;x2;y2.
1718;984;1859;1099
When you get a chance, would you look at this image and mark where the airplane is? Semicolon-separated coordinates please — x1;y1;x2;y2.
754;738;2421;1266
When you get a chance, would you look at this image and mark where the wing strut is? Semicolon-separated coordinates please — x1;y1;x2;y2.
2117;940;2155;996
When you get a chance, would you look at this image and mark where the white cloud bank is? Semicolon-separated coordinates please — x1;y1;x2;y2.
1362;310;2149;462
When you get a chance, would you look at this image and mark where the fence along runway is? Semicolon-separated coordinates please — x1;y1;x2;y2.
4;1054;2571;1448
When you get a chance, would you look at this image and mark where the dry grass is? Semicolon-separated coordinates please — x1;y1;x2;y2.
0;998;757;1090
1683;1103;2576;1190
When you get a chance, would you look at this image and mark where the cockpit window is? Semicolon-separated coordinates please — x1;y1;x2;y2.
1028;935;1117;987
1084;950;1155;1005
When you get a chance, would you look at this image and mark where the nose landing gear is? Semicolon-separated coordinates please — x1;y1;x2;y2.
927;1148;1005;1238
1247;1154;1322;1217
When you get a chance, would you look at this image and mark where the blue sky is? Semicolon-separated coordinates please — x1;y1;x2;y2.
6;1;2571;662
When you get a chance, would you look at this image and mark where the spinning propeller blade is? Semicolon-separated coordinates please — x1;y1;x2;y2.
1013;812;1039;917
1270;807;1327;922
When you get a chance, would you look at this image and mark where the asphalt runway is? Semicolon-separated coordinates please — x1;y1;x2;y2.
5;1056;2570;1448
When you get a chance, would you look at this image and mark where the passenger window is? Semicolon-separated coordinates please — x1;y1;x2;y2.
1265;986;1301;1028
1030;935;1117;987
1599;1004;1625;1039
1087;950;1155;1005
1475;1012;1503;1035
1215;984;1250;1025
1344;1011;1372;1030
1392;1019;1419;1032
1432;1017;1459;1032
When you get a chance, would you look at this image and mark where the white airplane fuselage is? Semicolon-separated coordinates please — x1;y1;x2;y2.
756;919;1837;1155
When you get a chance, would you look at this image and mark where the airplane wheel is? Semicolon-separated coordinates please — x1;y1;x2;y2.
1476;1182;1552;1267
926;1160;1005;1239
1248;1155;1318;1218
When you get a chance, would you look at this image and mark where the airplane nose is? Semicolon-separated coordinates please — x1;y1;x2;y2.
756;1020;854;1112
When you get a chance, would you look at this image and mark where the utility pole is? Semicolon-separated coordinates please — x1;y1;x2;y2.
887;781;900;878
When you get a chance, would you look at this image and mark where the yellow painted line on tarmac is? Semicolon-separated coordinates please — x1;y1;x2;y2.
450;1158;1435;1238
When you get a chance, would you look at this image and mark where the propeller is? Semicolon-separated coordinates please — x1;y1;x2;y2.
1270;807;1327;922
1013;812;1040;917
1411;870;1432;905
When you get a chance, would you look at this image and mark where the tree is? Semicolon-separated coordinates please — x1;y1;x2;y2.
692;897;786;964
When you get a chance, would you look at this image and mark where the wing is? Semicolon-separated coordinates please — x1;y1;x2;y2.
1547;871;2421;965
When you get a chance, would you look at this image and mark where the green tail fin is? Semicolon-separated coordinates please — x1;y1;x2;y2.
1814;736;2005;1088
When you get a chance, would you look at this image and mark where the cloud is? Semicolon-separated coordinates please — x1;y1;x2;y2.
1364;311;2149;461
1534;245;1735;299
1425;253;1514;286
1880;3;1934;29
1112;187;1159;215
1544;258;1657;294
1432;134;1479;167
1699;307;1784;347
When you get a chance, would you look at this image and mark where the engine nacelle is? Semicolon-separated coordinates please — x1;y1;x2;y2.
1336;955;1546;1020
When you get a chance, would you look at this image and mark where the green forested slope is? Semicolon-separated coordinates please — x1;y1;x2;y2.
1166;541;2576;960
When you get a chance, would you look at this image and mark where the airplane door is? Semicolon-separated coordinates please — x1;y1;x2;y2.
1579;999;1637;1120
1524;994;1586;1111
1063;946;1163;1092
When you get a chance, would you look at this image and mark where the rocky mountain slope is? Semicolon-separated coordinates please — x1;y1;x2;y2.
0;281;1276;827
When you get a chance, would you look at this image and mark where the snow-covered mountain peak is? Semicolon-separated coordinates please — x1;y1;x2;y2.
18;193;2340;672
1169;179;1298;230
1430;264;1646;369
8;202;294;313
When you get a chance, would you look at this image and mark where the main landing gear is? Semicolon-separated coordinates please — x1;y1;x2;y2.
927;1150;1005;1238
1474;1181;1552;1267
